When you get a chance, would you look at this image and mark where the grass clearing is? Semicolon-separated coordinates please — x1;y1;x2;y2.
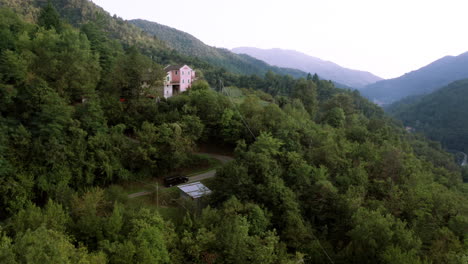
224;86;272;106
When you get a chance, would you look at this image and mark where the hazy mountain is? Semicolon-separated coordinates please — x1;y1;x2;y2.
130;19;307;78
231;47;383;88
389;79;468;152
361;52;468;105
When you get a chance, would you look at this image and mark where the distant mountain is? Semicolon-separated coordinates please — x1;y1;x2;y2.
361;52;468;105
389;79;468;152
129;19;307;78
231;47;383;88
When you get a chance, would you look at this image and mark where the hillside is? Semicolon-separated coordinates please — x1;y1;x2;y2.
130;19;307;78
389;79;468;152
0;0;305;87
0;0;169;51
361;51;468;104
232;47;383;88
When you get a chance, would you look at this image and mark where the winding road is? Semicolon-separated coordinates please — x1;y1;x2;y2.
128;153;233;198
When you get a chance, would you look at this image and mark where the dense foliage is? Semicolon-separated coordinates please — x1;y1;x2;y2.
0;3;467;264
388;79;468;153
361;52;468;105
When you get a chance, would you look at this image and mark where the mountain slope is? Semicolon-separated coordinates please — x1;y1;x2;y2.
231;47;383;88
361;52;468;104
1;0;306;83
0;0;170;51
130;19;307;78
389;79;468;152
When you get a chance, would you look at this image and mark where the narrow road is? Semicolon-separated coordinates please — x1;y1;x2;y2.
128;191;152;198
188;170;215;183
127;153;233;198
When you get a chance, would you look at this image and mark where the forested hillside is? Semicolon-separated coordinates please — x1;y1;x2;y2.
130;19;307;78
0;2;467;264
361;52;468;104
232;47;382;88
389;79;468;153
0;0;297;89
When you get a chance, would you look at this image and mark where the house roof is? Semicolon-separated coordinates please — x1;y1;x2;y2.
164;64;186;71
177;182;212;199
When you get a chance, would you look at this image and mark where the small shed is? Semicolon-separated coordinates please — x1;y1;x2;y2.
177;182;212;200
177;182;212;212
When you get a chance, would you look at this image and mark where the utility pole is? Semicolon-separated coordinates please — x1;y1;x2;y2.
156;182;159;209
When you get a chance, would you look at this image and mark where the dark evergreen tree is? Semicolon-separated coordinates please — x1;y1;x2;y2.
38;1;62;31
312;73;320;83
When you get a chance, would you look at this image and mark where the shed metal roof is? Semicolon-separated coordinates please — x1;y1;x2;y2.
177;182;212;199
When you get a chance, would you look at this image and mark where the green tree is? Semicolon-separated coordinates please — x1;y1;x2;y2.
8;200;70;235
346;208;422;264
107;47;164;100
14;226;106;264
0;229;16;264
38;2;62;32
312;73;320;83
292;79;318;117
324;107;345;127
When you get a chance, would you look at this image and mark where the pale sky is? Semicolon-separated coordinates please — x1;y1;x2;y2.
91;0;468;79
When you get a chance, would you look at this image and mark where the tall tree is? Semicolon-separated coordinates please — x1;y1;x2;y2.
38;1;62;32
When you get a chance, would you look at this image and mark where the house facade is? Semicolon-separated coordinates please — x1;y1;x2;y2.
163;65;196;98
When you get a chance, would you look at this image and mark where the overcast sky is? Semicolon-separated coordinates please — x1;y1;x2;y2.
91;0;468;79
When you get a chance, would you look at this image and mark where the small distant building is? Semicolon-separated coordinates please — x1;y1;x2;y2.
163;65;196;98
177;182;211;211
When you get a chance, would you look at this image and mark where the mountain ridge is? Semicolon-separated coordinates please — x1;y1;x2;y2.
361;51;468;104
231;46;383;88
388;79;468;152
129;19;308;79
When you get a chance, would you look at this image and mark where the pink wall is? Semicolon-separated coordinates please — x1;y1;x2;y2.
180;65;192;92
165;65;195;95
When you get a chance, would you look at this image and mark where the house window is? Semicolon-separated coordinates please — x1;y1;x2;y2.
188;79;190;83
166;76;169;81
182;71;184;75
175;71;178;75
182;79;185;83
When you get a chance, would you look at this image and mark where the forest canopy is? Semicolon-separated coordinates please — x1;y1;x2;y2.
0;2;467;264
